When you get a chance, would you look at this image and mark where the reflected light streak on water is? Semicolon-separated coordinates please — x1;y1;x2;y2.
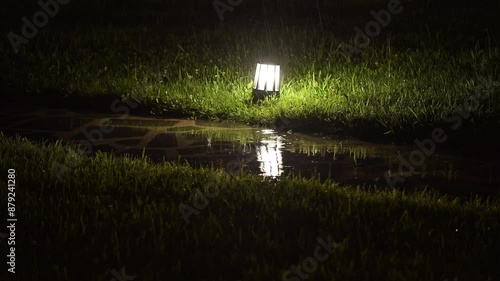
256;130;284;177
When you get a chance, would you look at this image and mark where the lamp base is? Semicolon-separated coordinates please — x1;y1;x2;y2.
252;89;280;103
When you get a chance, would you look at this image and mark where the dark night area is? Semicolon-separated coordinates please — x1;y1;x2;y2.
1;0;500;280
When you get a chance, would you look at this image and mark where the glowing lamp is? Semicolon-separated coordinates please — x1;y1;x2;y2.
253;63;280;102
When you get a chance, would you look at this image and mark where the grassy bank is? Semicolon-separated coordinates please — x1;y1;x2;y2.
0;134;499;280
2;23;500;143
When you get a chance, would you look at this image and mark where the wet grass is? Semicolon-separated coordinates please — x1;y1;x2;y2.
1;23;500;143
0;134;499;281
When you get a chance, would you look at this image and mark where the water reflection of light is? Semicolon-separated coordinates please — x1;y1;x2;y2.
256;131;284;177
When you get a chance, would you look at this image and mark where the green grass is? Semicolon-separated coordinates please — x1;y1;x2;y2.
0;134;499;281
2;24;500;142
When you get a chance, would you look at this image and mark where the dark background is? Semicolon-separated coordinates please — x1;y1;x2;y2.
2;0;500;47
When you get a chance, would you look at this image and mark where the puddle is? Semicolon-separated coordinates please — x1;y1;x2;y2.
1;103;498;196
